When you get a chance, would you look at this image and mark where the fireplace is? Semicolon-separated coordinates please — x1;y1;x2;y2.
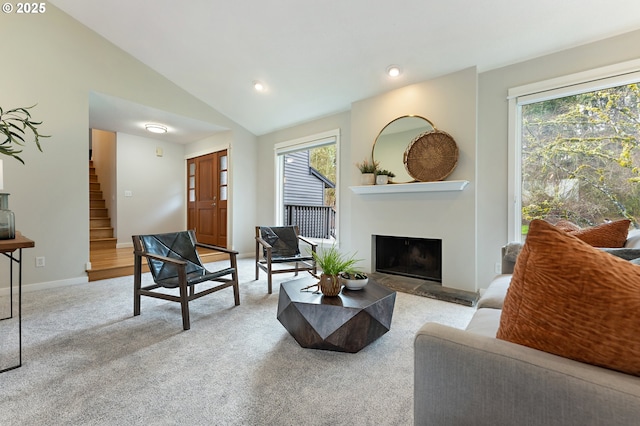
374;235;442;283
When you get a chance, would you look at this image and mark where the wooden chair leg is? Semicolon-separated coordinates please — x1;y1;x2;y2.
233;280;240;306
133;254;142;317
178;270;190;331
255;240;260;280
267;255;273;294
231;256;240;306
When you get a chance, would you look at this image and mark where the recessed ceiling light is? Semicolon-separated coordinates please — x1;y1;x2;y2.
145;123;167;134
386;65;402;78
253;81;266;92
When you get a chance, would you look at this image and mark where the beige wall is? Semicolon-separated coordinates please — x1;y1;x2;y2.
477;28;640;288
258;68;478;291
257;112;352;229
349;67;477;292
115;133;186;245
2;5;257;289
260;28;640;292
5;4;640;292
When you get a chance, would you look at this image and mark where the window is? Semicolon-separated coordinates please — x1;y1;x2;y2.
274;130;340;241
508;60;640;240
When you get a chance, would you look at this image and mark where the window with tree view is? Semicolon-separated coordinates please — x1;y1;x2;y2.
280;143;337;240
521;82;640;235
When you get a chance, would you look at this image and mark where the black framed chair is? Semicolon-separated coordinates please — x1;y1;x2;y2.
255;225;317;294
132;230;240;330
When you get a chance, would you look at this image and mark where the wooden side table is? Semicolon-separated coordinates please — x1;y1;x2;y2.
0;232;34;373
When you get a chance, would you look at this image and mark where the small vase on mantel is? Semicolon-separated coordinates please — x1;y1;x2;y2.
360;173;375;185
376;174;389;185
0;193;15;240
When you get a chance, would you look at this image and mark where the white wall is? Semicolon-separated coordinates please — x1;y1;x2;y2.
2;5;258;287
116;133;186;245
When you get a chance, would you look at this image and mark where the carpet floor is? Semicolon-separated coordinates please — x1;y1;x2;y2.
0;258;474;425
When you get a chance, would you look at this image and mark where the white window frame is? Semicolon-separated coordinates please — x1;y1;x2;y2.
507;59;640;241
274;129;341;241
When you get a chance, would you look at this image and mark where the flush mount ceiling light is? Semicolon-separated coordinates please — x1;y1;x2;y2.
386;65;402;78
253;80;266;92
145;123;167;134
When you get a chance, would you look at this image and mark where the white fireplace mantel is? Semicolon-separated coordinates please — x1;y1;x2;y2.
349;180;469;195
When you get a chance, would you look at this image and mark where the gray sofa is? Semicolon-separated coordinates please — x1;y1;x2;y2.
414;233;640;426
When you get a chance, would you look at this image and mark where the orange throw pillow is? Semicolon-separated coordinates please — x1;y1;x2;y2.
554;219;580;233
570;219;630;248
497;219;640;376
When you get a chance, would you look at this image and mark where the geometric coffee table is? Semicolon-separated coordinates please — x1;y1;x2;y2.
277;276;396;353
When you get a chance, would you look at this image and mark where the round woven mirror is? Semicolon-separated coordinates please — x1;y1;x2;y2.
403;130;458;182
372;115;435;183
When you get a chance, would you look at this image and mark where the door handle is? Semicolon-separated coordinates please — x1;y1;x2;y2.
212;195;217;207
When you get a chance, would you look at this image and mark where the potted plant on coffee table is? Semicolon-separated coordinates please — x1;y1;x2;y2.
310;245;362;296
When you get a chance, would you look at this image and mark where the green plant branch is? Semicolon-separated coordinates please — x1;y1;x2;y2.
0;105;49;164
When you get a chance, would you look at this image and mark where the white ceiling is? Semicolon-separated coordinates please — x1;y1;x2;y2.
51;0;640;139
89;92;228;144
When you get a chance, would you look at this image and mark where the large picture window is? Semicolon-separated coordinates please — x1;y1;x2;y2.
508;61;640;240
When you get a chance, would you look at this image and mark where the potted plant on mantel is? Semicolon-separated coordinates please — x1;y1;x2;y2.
310;245;364;296
0;105;49;239
356;159;379;185
375;169;396;185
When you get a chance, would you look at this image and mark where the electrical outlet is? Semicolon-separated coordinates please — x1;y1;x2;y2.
35;256;45;268
494;261;501;274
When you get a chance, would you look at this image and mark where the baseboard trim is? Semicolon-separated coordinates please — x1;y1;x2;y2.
0;276;89;296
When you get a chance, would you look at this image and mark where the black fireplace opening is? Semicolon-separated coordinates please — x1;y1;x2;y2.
374;235;442;283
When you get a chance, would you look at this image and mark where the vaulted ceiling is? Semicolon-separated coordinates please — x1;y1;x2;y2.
50;0;640;138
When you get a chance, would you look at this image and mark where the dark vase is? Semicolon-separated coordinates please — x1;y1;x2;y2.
0;193;15;239
319;273;342;296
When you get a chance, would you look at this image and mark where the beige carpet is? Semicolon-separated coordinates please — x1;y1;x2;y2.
0;258;474;425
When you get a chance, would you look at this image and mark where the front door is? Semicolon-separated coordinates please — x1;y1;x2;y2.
187;150;228;247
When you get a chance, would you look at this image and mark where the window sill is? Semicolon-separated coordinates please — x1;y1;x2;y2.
349;180;469;195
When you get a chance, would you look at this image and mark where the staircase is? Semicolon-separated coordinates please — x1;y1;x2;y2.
87;160;226;282
89;160;117;250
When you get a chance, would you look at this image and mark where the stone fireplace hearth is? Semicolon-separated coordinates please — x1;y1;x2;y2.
371;234;478;307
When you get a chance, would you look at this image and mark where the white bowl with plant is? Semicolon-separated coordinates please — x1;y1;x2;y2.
339;271;369;290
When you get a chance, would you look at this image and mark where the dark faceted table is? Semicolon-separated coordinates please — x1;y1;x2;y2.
277;276;396;353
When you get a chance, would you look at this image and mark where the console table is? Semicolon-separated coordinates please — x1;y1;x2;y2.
0;232;34;373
